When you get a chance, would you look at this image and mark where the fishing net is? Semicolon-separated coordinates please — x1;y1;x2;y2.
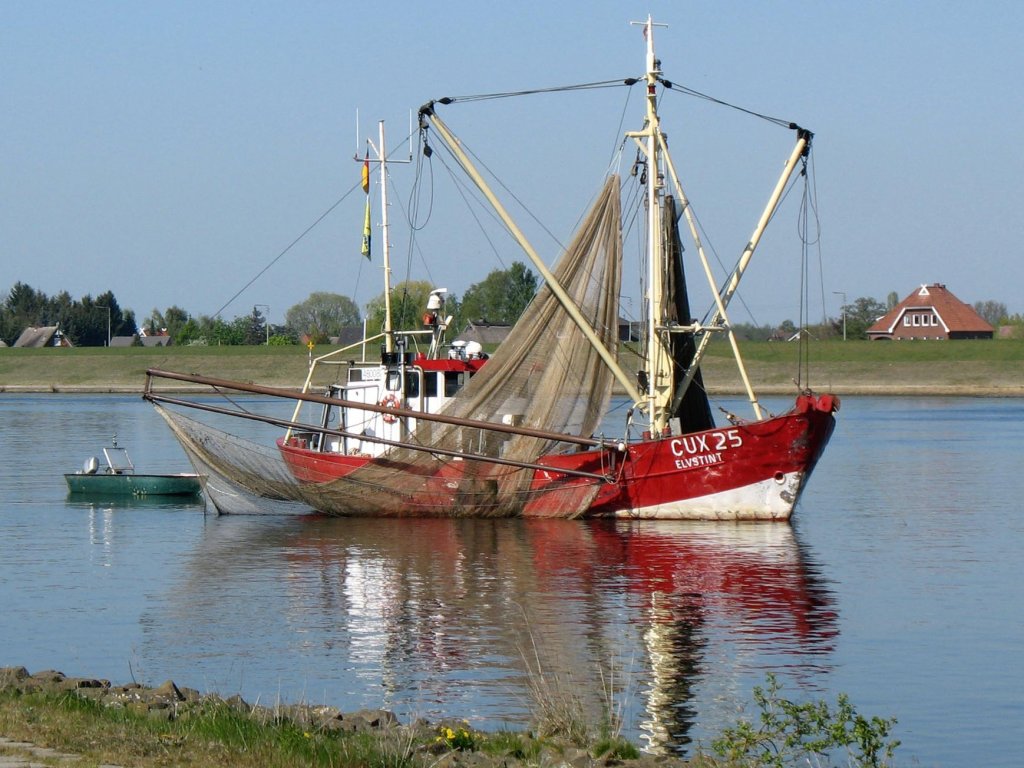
154;175;624;517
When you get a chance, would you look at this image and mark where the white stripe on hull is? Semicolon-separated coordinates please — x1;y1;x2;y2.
612;470;805;521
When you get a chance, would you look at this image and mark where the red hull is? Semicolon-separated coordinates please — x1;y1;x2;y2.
277;436;370;483
525;393;838;520
277;393;838;520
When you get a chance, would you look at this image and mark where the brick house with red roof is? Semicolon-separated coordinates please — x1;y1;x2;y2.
867;283;994;340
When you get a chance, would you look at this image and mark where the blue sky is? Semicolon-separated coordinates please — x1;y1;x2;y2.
3;1;1022;328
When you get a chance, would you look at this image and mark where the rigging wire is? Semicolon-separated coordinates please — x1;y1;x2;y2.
659;79;799;130
422;84;638;281
809;151;829;330
438;76;802;131
434;79;633;104
211;186;360;319
796;152;817;389
210;74;804;326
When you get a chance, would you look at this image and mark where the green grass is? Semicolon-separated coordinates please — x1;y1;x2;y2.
1;678;900;768
2;338;1023;395
0;689;643;768
0;690;330;768
716;337;1024;364
0;345;320;391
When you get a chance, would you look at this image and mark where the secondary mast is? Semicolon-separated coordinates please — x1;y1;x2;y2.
363;120;396;353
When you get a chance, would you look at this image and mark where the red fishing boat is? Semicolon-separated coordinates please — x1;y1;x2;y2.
146;16;837;519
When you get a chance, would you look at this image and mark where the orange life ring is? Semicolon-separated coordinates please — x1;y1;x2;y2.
379;393;401;423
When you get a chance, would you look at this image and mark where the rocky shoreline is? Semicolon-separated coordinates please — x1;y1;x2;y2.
0;666;397;733
0;666;687;768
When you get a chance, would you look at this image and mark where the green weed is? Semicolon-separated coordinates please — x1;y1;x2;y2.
708;673;900;768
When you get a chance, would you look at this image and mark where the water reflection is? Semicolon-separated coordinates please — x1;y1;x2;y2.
5;394;1021;766
521;521;837;751
167;516;836;753
67;497;207;569
65;496;208;512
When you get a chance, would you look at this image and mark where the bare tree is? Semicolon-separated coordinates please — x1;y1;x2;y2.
973;300;1007;326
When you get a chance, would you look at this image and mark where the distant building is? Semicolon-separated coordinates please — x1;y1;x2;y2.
13;325;73;348
110;335;170;348
457;322;512;347
867;284;994;340
328;326;365;347
110;327;171;347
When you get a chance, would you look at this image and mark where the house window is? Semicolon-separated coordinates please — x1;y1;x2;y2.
903;316;911;327
912;315;920;326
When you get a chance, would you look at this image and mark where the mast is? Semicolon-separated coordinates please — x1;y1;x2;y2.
363;119;413;355
627;16;673;435
630;16;810;426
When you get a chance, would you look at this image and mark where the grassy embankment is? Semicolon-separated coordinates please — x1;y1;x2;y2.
0;669;899;768
1;338;1022;395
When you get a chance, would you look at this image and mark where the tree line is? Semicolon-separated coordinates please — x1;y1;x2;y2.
0;262;540;348
3;272;1015;347
0;283;136;347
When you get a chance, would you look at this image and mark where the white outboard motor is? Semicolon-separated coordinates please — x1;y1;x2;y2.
83;456;99;475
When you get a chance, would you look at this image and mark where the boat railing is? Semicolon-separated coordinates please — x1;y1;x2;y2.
102;446;135;475
144;369;614;482
292;327;439;437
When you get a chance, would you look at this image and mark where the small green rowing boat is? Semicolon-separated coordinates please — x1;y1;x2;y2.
65;438;202;498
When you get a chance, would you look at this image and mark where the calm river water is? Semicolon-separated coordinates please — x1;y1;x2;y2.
1;393;1021;766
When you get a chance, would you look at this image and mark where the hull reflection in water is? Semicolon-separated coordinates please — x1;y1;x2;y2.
167;517;836;754
596;522;837;750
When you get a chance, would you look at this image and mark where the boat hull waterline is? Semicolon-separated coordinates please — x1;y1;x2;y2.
276;393;837;520
64;473;203;497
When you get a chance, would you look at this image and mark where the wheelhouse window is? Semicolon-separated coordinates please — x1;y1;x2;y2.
387;369;421;397
404;372;420;399
423;372;438;398
444;372;465;397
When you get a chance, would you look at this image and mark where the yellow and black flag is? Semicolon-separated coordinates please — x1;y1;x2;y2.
360;151;371;259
